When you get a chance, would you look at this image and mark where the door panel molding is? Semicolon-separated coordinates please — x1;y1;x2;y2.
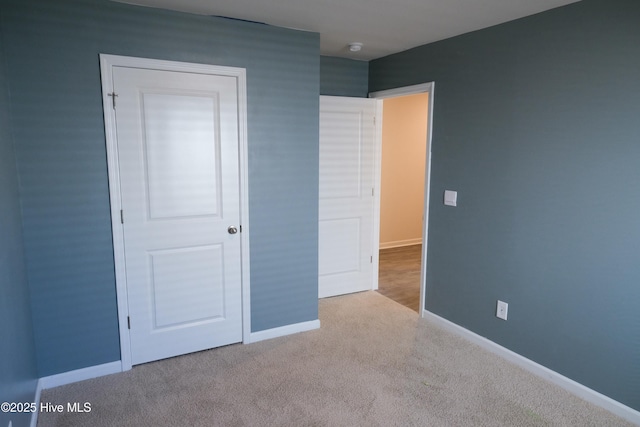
99;54;250;370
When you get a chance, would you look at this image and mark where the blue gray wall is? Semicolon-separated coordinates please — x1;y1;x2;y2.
2;0;319;376
0;17;38;427
370;0;640;411
320;56;368;98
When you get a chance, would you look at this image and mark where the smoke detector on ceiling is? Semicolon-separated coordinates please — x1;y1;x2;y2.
348;42;363;52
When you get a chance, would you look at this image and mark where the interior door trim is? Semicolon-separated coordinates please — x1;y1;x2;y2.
99;54;251;371
369;82;435;318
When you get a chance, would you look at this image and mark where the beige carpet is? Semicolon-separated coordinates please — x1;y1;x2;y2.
38;291;633;426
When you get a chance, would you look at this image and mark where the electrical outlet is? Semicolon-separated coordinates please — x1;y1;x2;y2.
496;300;508;320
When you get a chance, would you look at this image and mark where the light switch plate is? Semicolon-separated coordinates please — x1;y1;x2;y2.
444;190;457;206
496;300;508;320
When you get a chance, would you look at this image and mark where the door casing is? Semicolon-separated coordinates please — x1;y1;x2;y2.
369;82;435;317
100;54;251;371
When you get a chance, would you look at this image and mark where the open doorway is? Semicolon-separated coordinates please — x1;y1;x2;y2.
370;83;434;315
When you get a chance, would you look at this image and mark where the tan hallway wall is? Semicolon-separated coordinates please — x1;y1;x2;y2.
380;93;429;248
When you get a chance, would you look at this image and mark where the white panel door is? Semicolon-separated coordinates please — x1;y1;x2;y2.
113;66;242;365
319;96;377;298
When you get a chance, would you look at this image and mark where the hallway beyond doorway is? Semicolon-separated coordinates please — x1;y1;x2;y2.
376;244;421;312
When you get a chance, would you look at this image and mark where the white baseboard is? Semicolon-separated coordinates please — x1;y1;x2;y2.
246;319;320;344
422;310;640;426
29;379;43;427
379;239;422;250
26;361;121;426
39;361;122;390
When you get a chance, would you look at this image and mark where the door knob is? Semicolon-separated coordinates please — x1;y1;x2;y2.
228;226;238;234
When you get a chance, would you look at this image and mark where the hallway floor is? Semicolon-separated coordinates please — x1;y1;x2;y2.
376;244;421;312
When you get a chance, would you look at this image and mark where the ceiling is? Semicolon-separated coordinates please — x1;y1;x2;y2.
113;0;581;60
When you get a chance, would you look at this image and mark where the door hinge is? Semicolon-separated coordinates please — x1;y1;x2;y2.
120;209;124;224
127;316;130;329
108;92;118;109
370;255;373;263
372;188;374;197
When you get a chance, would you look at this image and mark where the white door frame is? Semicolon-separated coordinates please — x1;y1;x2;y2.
99;54;251;371
369;82;435;317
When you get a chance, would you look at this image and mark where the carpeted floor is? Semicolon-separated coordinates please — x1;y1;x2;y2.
38;291;633;426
